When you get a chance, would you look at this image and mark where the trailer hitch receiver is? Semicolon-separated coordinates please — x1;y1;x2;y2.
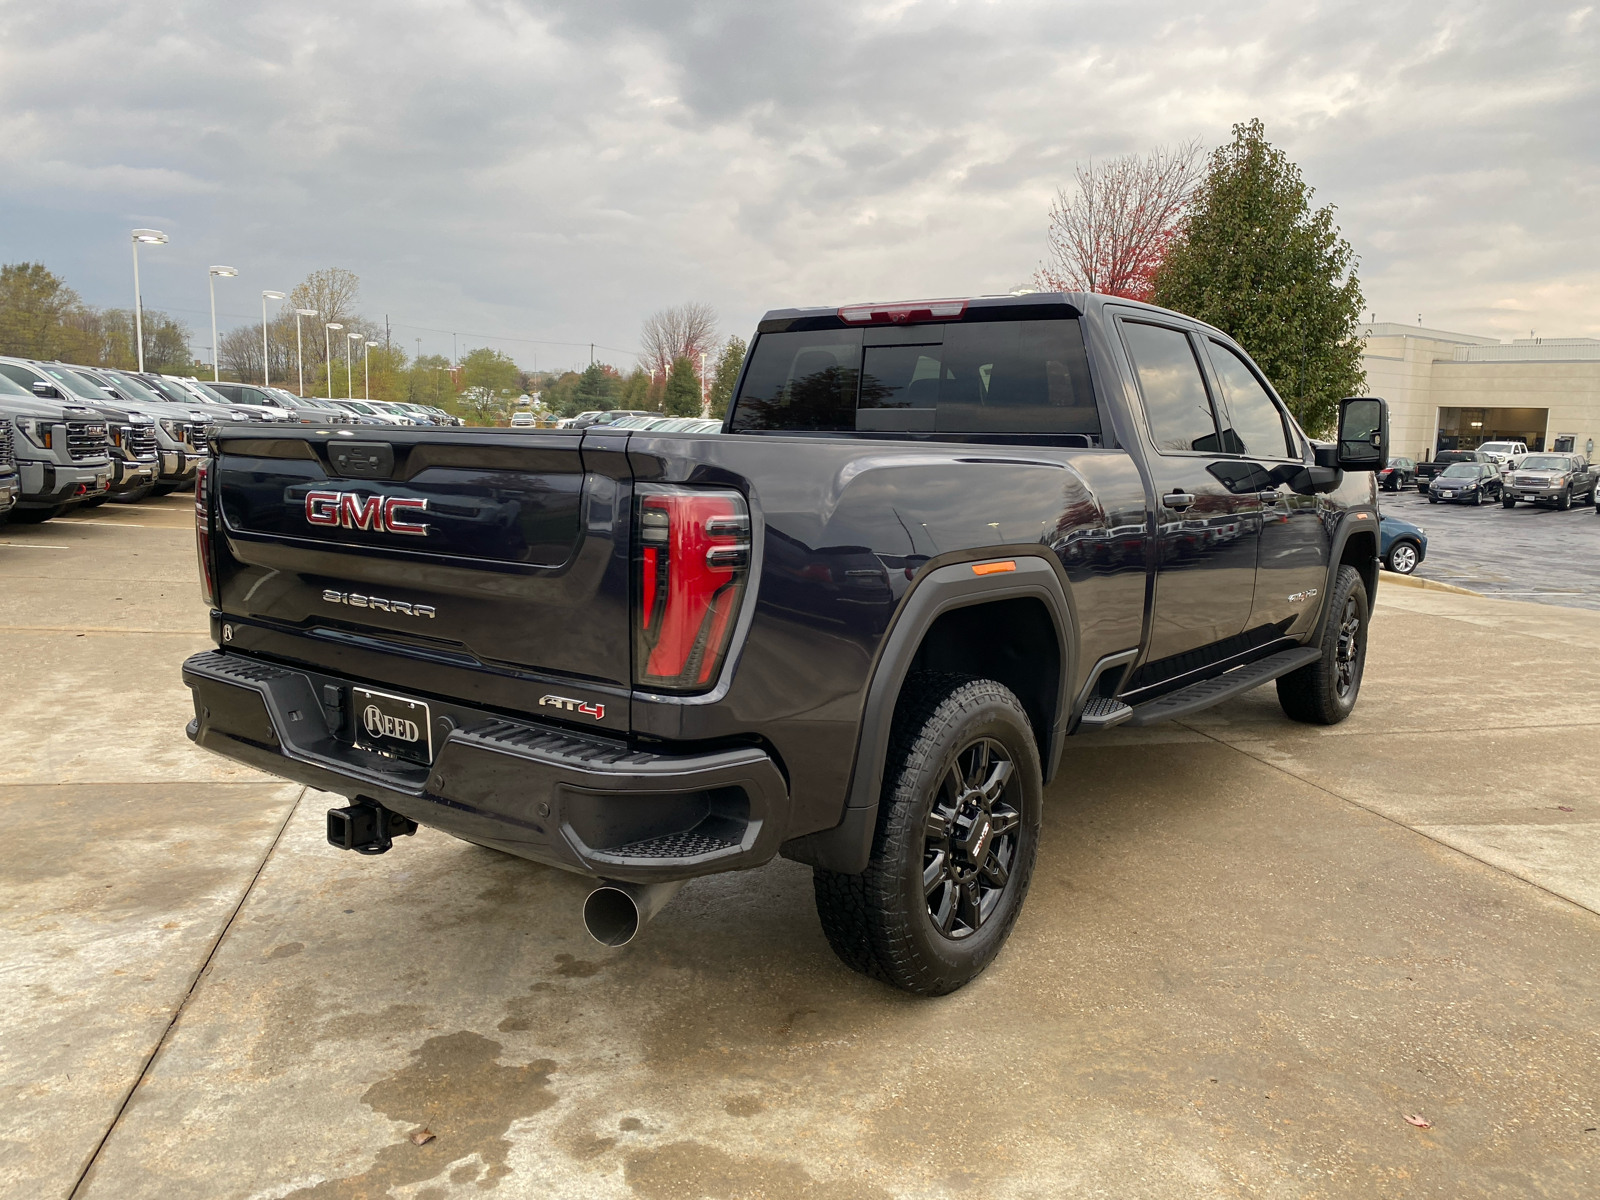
327;799;417;855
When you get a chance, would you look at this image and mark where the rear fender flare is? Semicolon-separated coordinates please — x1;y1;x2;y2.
781;553;1075;873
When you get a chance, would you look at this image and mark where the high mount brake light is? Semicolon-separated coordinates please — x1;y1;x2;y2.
633;486;751;692
837;298;968;325
195;459;215;605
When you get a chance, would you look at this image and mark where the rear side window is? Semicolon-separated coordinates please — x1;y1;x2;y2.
1120;321;1220;454
729;318;1098;437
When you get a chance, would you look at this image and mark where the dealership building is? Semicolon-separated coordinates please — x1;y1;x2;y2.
1359;322;1600;462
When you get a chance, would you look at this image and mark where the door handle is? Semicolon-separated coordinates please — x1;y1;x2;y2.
1164;491;1196;511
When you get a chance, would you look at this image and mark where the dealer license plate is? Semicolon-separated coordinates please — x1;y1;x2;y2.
1441;491;1454;497
352;687;433;765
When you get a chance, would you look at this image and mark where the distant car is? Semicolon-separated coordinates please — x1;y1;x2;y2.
509;411;536;427
1476;440;1528;468
1502;453;1596;510
1379;514;1427;574
1377;457;1416;491
587;409;652;427
558;410;602;429
1414;450;1483;492
208;382;351;425
1428;461;1502;505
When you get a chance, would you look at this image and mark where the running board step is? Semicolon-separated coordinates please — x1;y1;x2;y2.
1125;647;1322;727
1077;695;1134;731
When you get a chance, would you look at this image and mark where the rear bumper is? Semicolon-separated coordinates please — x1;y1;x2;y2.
181;650;791;883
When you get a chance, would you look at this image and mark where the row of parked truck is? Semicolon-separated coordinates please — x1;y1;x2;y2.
1378;446;1598;510
0;357;462;524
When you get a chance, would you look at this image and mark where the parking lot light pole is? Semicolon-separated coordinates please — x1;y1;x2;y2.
295;309;318;398
261;291;286;387
324;324;343;400
130;230;167;373
364;341;378;400
207;266;238;382
347;332;361;400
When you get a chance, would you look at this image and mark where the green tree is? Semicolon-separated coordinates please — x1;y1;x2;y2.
1151;119;1364;435
662;355;701;417
708;335;746;419
617;368;653;412
573;362;620;410
460;347;520;405
0;262;84;360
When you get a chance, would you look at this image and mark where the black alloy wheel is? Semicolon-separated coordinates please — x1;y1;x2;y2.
921;739;1021;939
1277;564;1369;725
813;674;1041;995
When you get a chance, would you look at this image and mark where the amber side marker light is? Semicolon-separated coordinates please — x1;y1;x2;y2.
972;560;1017;576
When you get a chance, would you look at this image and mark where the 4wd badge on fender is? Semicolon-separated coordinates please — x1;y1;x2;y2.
540;694;606;720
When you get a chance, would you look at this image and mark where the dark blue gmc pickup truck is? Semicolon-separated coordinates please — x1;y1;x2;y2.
183;292;1388;994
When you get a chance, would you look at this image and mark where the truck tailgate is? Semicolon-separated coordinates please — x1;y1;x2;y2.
208;428;632;730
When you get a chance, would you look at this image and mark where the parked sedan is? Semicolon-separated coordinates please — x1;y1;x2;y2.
1377;457;1416;491
1502;453;1597;510
1428;461;1503;505
1379;514;1428;574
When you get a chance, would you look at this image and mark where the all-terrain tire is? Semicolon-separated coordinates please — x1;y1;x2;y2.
813;674;1042;995
1277;564;1369;726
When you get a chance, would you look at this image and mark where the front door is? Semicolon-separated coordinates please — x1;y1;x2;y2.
1117;318;1262;672
1202;337;1330;638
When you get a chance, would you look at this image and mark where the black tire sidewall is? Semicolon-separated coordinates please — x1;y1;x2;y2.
875;682;1042;993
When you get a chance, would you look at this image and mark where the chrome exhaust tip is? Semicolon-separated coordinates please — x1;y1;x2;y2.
582;880;686;947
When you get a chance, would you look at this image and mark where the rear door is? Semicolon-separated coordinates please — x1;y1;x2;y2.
210;426;633;730
1116;317;1261;668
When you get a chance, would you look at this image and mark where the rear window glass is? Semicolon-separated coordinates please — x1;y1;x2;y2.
729;318;1098;438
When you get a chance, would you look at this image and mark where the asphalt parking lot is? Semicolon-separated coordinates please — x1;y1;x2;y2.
4;495;1600;1199
1383;485;1600;610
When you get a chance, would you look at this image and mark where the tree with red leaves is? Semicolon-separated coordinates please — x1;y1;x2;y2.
1034;142;1202;301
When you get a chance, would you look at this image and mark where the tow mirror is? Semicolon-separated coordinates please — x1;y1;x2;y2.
1337;397;1387;471
31;381;62;400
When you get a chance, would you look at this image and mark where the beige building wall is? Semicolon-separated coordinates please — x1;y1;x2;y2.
1358;323;1600;462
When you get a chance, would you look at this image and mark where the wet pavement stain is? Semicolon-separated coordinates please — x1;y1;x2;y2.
625;1140;894;1200
282;1031;556;1198
554;952;600;977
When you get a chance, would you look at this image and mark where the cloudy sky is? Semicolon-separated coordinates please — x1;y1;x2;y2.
2;0;1596;371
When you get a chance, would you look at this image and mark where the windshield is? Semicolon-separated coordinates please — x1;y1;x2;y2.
100;371;169;407
171;378;232;404
1441;463;1480;478
0;370;32;397
1518;455;1569;471
42;365;114;401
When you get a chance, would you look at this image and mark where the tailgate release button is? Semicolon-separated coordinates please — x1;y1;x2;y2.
330;441;395;479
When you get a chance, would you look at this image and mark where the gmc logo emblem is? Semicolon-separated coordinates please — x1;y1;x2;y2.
304;490;428;536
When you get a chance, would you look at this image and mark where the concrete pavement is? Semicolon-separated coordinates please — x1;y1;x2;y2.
2;496;1598;1199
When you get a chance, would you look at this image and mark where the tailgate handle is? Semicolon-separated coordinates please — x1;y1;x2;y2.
331;441;395;479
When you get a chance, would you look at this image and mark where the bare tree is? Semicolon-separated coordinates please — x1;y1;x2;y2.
1034;142;1203;301
641;302;718;379
288;268;363;365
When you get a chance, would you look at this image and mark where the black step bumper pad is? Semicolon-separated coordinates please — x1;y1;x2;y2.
181;650;789;883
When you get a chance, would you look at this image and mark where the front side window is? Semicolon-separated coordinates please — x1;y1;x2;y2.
1207;340;1294;459
729;317;1099;438
1120;321;1219;454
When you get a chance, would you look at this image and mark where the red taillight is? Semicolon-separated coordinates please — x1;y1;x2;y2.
837;297;968;325
633;486;751;692
195;459;215;606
